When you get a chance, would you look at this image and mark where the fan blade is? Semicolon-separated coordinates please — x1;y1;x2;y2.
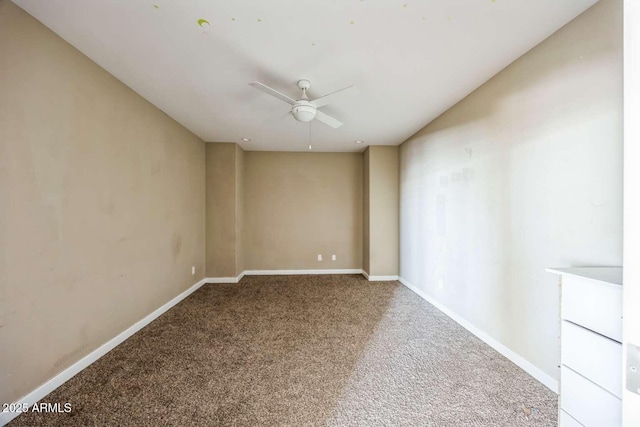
310;85;354;108
249;82;296;105
315;110;343;128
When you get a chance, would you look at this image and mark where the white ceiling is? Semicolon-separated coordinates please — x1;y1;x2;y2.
13;0;597;152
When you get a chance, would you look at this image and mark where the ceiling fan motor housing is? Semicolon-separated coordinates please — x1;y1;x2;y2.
292;101;316;122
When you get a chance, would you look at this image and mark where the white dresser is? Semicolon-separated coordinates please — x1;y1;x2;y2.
547;267;623;427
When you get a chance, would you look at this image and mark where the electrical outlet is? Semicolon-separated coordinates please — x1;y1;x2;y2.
192;266;195;275
332;254;336;261
317;254;322;261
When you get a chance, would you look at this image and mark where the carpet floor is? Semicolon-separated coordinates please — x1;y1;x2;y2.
9;275;557;426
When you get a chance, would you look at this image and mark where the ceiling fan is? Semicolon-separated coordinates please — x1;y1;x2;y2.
249;79;354;129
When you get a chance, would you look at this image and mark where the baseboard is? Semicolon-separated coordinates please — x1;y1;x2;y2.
208;269;393;282
206;270;363;283
206;276;241;284
0;278;208;427
243;269;363;276
205;271;246;283
398;277;558;394
362;270;399;281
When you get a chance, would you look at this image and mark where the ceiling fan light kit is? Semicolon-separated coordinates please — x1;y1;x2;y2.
249;79;354;129
292;103;316;122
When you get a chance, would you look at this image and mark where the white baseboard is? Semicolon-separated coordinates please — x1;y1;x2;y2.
204;271;246;283
362;270;399;281
206;276;242;283
398;276;558;394
205;269;363;284
0;278;208;427
243;269;363;276
369;276;399;281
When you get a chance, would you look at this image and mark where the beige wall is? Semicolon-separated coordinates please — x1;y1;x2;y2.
365;146;399;277
204;142;245;278
205;143;241;277
235;145;245;274
0;0;205;405
244;152;363;270
363;149;371;274
399;0;622;381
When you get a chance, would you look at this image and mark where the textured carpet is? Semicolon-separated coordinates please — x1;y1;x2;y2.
9;275;557;426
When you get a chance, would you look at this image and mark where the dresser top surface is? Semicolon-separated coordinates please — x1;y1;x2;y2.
546;267;622;286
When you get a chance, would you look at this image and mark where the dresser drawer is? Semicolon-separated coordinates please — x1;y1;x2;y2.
561;366;621;427
561;275;622;342
562;320;622;398
560;410;583;427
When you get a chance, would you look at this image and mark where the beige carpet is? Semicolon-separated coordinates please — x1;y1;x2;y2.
10;275;557;426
